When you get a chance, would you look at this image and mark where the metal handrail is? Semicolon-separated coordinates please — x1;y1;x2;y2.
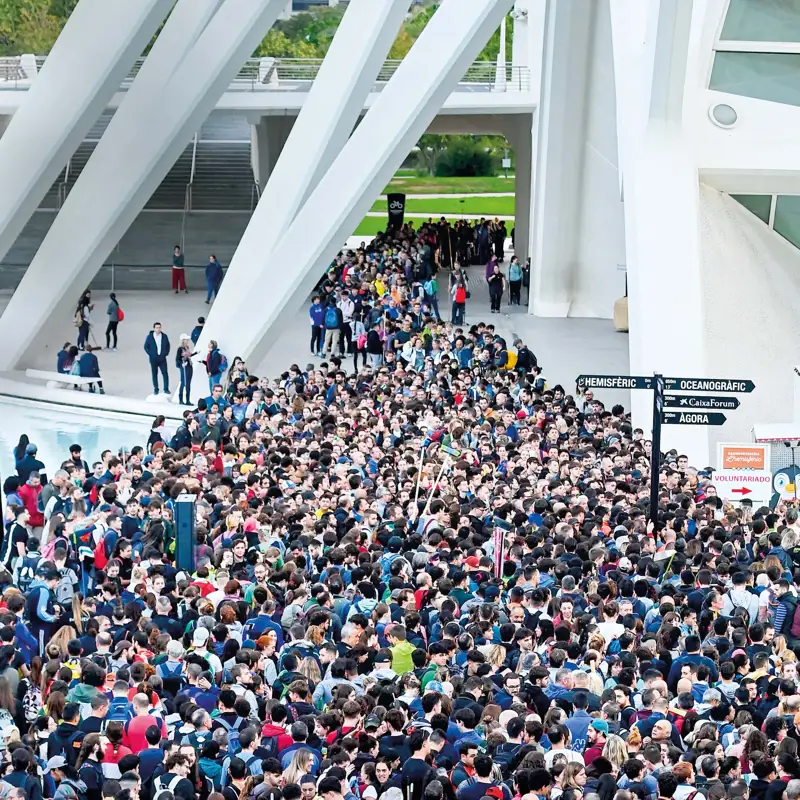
0;57;26;81
189;133;198;184
180;184;190;250
0;55;531;94
250;182;261;213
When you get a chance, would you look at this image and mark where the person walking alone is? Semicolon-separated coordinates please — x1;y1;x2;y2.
144;322;170;395
105;293;120;351
508;256;523;306
176;334;195;405
488;263;505;314
172;245;187;294
205;255;223;304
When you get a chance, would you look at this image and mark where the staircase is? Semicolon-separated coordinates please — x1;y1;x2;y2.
146;142;193;210
191;141;255;212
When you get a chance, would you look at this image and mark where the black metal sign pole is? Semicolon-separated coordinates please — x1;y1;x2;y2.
650;374;664;524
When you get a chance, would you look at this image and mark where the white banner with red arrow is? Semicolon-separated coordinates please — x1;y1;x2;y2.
714;443;771;504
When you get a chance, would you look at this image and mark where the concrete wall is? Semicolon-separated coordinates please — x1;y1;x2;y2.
0;210;251;290
700;185;800;451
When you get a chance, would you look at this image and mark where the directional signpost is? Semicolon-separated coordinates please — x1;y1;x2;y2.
576;373;757;520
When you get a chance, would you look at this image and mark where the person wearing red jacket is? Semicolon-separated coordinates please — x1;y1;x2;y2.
18;471;44;529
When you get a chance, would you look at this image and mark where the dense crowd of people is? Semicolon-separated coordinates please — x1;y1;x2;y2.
2;219;799;800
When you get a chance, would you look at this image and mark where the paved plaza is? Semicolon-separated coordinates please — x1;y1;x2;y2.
0;257;629;408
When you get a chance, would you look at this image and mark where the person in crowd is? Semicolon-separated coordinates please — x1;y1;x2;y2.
143;322;170;396
105;293;121;351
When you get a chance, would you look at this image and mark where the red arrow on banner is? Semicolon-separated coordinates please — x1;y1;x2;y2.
731;487;752;495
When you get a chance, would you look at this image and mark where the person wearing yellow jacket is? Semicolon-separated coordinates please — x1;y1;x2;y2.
388;624;417;675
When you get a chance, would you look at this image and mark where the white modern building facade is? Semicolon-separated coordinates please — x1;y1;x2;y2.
0;0;796;466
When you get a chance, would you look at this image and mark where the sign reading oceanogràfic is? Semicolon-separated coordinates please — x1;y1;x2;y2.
663;378;755;393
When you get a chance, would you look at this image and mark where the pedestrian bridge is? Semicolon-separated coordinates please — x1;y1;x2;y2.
0;55;533;115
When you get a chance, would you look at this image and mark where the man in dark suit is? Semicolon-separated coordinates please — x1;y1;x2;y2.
143;322;170;395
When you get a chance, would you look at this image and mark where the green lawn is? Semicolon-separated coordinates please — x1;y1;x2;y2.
371;195;515;217
383;175;515;194
352;216;433;238
351;214;515;238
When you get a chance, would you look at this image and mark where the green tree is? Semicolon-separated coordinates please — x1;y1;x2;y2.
477;14;514;62
256;29;317;59
415;134;448;176
435;138;495;177
0;0;65;55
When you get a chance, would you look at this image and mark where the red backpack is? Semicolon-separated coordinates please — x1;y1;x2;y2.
455;286;466;303
94;534;109;570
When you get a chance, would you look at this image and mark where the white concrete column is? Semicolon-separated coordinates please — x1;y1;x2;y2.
506;115;532;265
0;0;287;371
225;0;515;368
529;0;593;316
0;0;174;265
199;0;411;357
250;116;296;189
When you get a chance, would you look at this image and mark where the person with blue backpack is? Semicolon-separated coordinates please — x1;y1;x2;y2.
321;301;343;358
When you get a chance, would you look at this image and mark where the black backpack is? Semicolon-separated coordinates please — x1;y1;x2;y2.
51;729;84;768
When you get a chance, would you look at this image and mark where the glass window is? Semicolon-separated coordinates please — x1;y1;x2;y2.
731;194;772;223
774;196;800;248
721;0;800;42
710;52;800;106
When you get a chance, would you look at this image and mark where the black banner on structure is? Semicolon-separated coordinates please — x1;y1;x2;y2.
387;193;406;230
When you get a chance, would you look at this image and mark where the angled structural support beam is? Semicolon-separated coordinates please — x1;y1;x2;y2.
0;0;174;264
225;0;514;368
0;0;287;371
198;0;412;357
529;0;593;316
